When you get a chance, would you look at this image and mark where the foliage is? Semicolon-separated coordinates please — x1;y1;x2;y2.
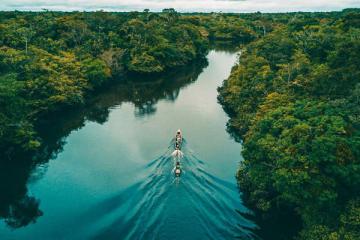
218;10;360;239
1;9;359;237
0;10;211;156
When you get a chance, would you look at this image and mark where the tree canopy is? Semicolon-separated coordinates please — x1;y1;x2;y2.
218;9;360;239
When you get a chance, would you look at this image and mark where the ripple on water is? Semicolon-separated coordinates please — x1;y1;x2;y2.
83;139;258;240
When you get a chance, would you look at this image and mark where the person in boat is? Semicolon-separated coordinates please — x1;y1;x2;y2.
175;129;182;149
174;161;181;177
175;130;182;141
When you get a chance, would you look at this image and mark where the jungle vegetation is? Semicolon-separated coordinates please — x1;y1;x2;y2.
1;8;359;239
1;9;267;158
218;9;360;239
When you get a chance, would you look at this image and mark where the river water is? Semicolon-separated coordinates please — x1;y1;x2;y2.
0;50;258;239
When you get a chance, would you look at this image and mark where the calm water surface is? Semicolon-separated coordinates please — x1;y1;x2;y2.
0;50;257;239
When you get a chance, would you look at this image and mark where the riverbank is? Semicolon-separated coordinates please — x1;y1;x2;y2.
218;10;360;239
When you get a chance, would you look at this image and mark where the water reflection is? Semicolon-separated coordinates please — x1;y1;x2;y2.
0;157;43;230
0;58;208;229
210;41;242;53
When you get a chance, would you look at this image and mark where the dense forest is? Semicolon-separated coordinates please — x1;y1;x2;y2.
1;8;359;239
0;9;264;160
0;9;208;158
218;9;360;240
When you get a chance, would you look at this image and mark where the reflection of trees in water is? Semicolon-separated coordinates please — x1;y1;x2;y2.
135;101;157;117
4;196;42;229
0;58;208;229
0;157;43;229
102;58;207;118
210;41;241;53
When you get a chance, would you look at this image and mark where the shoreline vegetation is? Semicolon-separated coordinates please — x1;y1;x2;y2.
1;8;359;239
218;9;360;240
0;9;257;159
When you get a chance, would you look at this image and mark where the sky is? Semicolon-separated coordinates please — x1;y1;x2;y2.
1;0;359;12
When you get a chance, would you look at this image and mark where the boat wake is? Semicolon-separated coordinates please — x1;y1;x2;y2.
81;139;257;240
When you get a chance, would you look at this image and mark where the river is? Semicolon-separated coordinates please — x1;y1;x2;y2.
0;50;258;239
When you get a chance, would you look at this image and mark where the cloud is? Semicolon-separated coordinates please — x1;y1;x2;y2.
1;0;359;12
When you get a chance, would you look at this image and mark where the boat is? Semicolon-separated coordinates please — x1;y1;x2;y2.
175;129;182;150
174;161;181;177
